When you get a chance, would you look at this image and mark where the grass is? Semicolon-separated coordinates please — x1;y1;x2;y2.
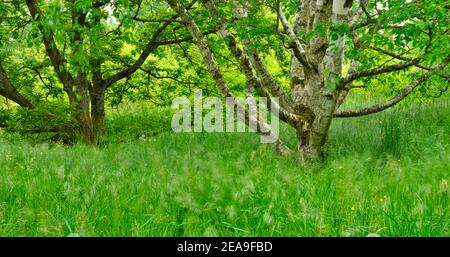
0;96;448;236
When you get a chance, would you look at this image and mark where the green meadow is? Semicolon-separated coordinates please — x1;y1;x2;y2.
0;96;448;236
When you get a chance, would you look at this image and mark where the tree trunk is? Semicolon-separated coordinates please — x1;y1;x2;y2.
292;69;336;162
75;101;95;145
0;64;35;109
289;0;348;162
295;103;335;162
90;85;106;139
71;77;96;145
75;106;95;145
66;81;106;145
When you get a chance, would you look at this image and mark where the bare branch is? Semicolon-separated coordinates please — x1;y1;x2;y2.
132;17;185;24
335;61;449;118
341;58;421;86
278;7;313;70
154;29;216;45
369;46;450;80
139;67;198;86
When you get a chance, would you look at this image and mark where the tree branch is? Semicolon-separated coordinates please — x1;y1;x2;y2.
369;46;450;80
132;17;185;24
249;50;297;110
200;0;302;126
335;61;449;118
19;65;57;98
153;29;216;46
278;7;313;71
103;0;198;88
92;1;111;8
25;0;76;100
341;58;421;86
0;63;35;109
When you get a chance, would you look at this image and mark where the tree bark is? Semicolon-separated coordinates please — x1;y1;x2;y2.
292;71;336;161
90;84;106;139
73;76;96;145
0;64;35;109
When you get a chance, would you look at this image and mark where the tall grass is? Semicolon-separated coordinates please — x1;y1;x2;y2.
0;98;448;236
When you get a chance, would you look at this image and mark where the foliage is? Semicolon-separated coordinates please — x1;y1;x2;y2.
105;105;174;143
1;0;448;120
2;102;76;142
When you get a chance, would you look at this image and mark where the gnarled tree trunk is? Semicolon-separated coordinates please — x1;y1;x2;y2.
289;0;348;161
292;74;336;161
168;0;448;163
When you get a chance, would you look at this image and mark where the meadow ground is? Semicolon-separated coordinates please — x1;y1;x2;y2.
0;96;448;236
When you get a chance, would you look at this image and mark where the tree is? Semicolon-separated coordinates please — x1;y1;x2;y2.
166;0;449;161
0;0;210;144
